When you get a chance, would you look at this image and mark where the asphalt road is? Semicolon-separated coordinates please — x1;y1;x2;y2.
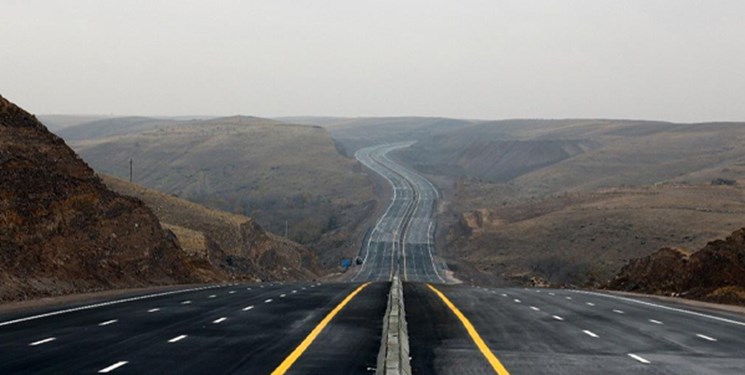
0;281;388;374
352;143;446;283
405;283;745;374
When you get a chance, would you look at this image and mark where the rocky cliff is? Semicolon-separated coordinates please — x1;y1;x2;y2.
0;95;217;301
609;228;745;305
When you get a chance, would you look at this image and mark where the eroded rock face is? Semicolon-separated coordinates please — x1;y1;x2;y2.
0;95;213;301
609;228;745;305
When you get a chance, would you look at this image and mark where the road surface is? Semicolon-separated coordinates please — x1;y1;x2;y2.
352;142;446;283
0;282;388;374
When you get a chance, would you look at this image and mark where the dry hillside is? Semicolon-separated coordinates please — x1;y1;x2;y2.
322;117;745;287
0;95;218;302
56;116;377;268
609;228;745;306
101;175;319;281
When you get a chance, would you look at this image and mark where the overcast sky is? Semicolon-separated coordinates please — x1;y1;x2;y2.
2;0;744;122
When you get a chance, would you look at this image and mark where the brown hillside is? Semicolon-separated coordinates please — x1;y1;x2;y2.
101;174;319;281
0;95;218;302
609;228;745;306
62;116;377;268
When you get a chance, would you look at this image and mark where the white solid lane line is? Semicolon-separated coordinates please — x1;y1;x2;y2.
514;299;521;303
571;290;745;328
582;330;599;338
98;319;118;326
29;337;56;346
530;306;540;311
612;309;624;314
168;335;188;343
0;284;224;328
553;315;564;321
98;361;128;373
628;354;651;364
649;319;663;325
213;317;227;324
181;300;191;305
696;334;717;342
242;305;254;311
265;299;273;303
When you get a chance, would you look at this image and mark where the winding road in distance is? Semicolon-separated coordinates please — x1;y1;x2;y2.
352;142;446;283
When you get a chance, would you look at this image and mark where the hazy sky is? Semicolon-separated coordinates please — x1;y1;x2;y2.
2;0;744;122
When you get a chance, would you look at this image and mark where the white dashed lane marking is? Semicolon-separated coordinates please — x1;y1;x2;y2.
280;294;287;298
242;305;254;311
649;319;663;325
612;309;624;314
514;299;521;303
229;291;236;294
98;319;118;326
586;302;595;307
98;361;128;373
553;315;564;321
530;306;540;311
213;317;227;324
208;295;216;299
582;330;599;338
696;334;717;342
29;337;56;346
181;301;191;305
168;335;187;343
628;353;651;364
265;299;273;303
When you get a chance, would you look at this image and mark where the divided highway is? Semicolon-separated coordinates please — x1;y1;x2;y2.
2;142;745;374
353;142;446;283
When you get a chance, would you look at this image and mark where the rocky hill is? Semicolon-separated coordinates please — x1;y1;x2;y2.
0;95;220;302
609;228;745;305
59;116;376;268
101;175;319;281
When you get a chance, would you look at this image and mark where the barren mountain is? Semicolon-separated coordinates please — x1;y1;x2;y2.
101;174;319;281
56;116;377;268
324;117;745;287
609;228;745;306
0;95;219;302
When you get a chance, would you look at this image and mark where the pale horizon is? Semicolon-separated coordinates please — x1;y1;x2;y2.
3;0;745;122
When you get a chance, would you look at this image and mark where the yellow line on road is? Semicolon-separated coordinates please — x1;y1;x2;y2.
271;282;371;375
427;284;511;375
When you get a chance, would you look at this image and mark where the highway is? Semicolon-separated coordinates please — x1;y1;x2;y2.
0;282;388;374
352;142;446;283
2;142;745;374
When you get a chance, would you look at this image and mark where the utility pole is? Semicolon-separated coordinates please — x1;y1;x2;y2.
129;159;133;183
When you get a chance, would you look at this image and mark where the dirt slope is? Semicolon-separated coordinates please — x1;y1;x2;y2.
101;175;319;281
609;228;745;306
0;95;219;302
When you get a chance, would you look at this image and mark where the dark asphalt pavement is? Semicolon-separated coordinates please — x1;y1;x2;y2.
0;282;388;374
405;283;745;375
